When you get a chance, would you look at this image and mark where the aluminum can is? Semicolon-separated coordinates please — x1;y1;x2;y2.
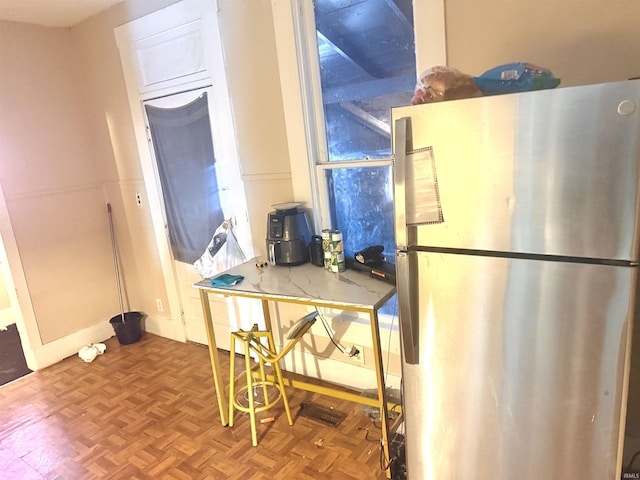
330;251;346;273
330;230;343;253
330;229;345;272
322;229;332;270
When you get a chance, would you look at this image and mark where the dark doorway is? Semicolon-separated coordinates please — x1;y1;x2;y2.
0;323;31;386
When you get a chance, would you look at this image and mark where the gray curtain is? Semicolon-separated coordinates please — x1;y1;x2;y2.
145;92;224;264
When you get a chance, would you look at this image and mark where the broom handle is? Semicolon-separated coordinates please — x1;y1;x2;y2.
107;203;125;323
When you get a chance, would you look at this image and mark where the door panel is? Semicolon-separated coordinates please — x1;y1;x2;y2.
144;89;250;345
115;0;253;343
403;250;635;479
392;81;640;261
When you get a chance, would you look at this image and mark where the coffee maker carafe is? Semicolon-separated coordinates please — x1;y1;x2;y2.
266;203;311;266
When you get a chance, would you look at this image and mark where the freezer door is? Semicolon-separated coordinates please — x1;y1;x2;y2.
402;251;635;480
392;80;640;261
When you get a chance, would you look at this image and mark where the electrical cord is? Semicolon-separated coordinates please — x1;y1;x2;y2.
379;438;392;471
315;300;403;474
381;300;403;474
353;297;402;474
384;298;398;386
314;307;346;354
357;425;394;472
627;450;640;471
356;426;380;443
377;403;406;475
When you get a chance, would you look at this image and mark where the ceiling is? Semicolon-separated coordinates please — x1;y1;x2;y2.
0;0;124;27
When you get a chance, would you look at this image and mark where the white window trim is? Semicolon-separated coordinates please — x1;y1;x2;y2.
271;0;446;234
272;0;447;330
271;1;324;231
271;0;446;328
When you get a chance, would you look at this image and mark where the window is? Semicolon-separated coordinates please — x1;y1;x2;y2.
311;0;416;262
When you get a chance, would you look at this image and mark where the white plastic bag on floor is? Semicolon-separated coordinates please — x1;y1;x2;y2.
194;220;246;278
78;343;106;363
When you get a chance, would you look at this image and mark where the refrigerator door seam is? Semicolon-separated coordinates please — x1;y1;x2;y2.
411;245;638;267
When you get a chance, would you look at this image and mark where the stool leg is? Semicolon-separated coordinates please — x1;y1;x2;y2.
266;331;293;426
228;333;236;427
244;339;259;446
257;337;269;403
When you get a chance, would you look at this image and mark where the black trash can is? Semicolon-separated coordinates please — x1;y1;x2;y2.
109;311;143;345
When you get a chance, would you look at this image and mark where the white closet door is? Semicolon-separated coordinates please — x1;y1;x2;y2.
115;0;253;343
144;88;246;346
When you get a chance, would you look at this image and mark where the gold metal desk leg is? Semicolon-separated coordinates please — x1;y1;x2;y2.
369;308;392;478
199;289;229;426
261;299;272;331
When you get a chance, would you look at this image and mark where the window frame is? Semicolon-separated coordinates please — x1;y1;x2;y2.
293;1;399;232
271;0;446;324
272;0;446;235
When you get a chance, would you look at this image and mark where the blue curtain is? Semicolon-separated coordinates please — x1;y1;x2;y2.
145;92;224;263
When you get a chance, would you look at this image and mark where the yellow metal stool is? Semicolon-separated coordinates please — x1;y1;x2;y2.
229;311;318;446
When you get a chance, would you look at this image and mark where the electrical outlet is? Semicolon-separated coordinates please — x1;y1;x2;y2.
135;192;143;207
155;298;163;312
346;344;364;365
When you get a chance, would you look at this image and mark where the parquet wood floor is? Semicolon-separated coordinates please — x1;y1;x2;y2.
0;333;389;479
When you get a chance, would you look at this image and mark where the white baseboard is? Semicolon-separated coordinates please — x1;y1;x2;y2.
143;312;187;343
31;321;115;371
27;314;185;371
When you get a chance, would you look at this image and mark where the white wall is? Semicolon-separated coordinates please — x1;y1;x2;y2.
0;1;178;369
1;0;638;382
0;21;117;368
217;0;296;258
440;0;640;85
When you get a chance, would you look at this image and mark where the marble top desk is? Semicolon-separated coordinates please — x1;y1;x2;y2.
193;259;396;473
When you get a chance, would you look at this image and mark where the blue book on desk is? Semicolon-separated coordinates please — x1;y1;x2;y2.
210;274;244;287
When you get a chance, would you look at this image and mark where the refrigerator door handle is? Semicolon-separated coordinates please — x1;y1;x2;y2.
395;117;418;364
394;117;409;251
397;251;419;364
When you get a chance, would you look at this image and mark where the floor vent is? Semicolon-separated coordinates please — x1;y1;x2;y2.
296;402;346;428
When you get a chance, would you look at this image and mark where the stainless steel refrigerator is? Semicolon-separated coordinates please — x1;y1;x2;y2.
391;79;640;480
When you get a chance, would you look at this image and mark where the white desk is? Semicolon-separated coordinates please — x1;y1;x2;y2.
193;259;396;475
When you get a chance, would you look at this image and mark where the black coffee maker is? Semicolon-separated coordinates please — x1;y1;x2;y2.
266;203;312;266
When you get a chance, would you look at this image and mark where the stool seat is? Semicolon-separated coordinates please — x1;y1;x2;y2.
229;311;318;446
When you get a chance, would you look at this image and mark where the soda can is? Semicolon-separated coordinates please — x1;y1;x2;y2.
330;230;343;254
322;229;332;270
324;250;332;270
330;251;346;273
330;230;345;272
